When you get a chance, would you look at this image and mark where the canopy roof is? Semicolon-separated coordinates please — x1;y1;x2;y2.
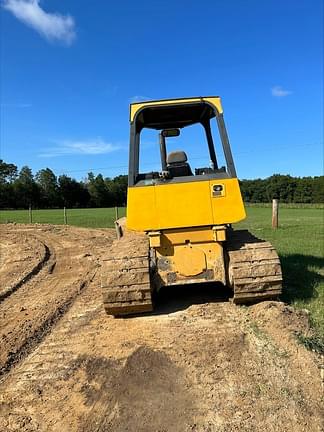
130;96;223;130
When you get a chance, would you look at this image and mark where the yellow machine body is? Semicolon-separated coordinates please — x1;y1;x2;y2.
127;177;245;231
102;97;283;316
126;177;245;288
126;96;246;288
150;226;227;287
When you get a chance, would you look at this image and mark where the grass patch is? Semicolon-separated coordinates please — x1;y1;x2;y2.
237;206;324;343
295;333;324;355
248;320;290;358
245;203;324;209
249;321;266;339
0;207;126;228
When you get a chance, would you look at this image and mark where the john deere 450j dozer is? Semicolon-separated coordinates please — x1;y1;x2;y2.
101;96;282;316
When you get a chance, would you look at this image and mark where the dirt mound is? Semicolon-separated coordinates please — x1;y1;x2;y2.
249;301;311;335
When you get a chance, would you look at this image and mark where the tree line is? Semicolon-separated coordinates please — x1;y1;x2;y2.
0;160;127;209
239;174;324;204
0;159;323;209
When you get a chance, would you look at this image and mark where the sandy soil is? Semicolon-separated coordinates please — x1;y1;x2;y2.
0;224;323;432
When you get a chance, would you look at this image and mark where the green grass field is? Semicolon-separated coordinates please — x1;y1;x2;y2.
1;205;323;345
0;207;126;228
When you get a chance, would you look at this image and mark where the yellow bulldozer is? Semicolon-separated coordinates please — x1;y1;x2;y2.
101;96;282;316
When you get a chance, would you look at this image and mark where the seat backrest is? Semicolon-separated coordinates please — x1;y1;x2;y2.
167;151;193;177
167;151;187;165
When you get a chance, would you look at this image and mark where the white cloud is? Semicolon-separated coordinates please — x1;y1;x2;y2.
2;0;76;44
130;95;151;103
271;85;292;98
39;138;120;158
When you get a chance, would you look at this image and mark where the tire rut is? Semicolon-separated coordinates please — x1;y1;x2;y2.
0;242;51;303
0;267;98;378
0;225;114;380
0;231;50;302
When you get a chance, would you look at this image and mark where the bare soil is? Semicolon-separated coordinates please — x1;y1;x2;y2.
0;224;323;432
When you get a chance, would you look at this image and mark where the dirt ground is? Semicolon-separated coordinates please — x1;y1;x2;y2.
0;224;323;432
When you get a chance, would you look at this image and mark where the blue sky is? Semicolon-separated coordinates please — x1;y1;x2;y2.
0;0;323;180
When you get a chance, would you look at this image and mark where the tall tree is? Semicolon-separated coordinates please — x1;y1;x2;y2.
0;159;18;184
106;175;128;206
86;172;111;207
13;166;40;208
58;175;90;207
0;160;18;208
312;176;324;203
36;168;60;208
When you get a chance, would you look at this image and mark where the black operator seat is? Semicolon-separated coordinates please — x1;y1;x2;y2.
166;151;193;177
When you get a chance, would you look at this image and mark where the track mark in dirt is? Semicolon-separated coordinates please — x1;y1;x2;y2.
0;231;50;302
1;279;105;389
0;244;51;303
0;268;97;377
0;224;115;379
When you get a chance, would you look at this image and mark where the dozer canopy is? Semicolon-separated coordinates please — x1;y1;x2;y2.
130;96;222;130
130;96;223;125
128;96;236;186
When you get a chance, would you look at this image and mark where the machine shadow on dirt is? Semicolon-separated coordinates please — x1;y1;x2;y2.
119;282;233;318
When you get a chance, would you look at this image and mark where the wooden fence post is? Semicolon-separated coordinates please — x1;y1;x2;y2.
29;205;33;224
63;207;67;225
272;199;279;229
115;221;121;240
